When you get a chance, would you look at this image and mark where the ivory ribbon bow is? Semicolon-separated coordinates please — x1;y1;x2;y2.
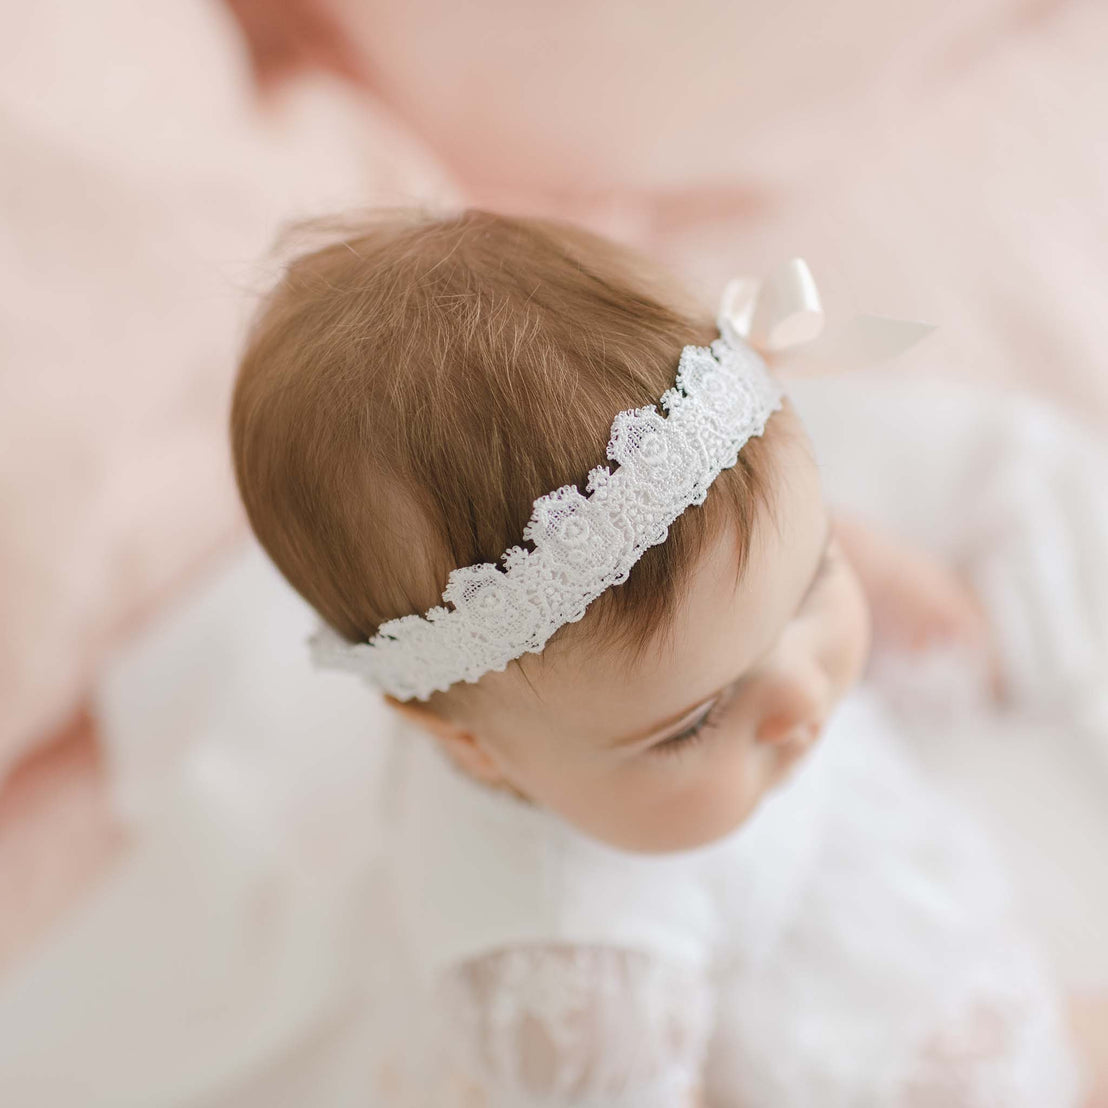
717;258;935;373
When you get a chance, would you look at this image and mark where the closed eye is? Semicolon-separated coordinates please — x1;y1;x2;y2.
651;698;724;756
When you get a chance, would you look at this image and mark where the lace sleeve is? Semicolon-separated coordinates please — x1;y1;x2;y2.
899;941;1085;1107
433;944;714;1108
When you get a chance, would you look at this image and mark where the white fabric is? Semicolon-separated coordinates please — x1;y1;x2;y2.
438;944;714;1107
374;691;1082;1107
788;373;1108;762
0;374;1104;1105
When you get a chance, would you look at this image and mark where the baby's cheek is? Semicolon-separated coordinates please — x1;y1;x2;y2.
602;740;766;852
667;740;773;843
706;737;780;832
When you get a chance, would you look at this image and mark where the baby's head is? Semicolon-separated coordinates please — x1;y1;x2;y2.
232;209;870;853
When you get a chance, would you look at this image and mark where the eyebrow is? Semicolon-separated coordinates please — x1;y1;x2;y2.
610;519;834;748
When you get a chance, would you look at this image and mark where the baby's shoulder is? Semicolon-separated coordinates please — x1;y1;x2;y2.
382;721;723;981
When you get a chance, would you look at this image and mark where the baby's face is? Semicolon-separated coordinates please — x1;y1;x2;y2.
418;405;871;853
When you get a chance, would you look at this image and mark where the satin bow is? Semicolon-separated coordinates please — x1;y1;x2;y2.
717;258;935;373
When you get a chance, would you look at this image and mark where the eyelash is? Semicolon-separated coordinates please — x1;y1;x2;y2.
649;548;836;759
652;701;724;756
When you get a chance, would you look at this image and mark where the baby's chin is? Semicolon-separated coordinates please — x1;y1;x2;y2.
601;801;777;856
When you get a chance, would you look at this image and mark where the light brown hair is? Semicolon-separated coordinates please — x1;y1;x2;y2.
231;209;782;713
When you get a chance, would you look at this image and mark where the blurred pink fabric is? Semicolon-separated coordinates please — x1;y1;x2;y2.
2;0;1107;969
0;0;455;780
0;705;119;968
0;0;454;969
333;0;1108;426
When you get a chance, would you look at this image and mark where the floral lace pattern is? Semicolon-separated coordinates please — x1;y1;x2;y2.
374;934;1081;1108
434;944;714;1108
308;334;782;700
900;939;1085;1108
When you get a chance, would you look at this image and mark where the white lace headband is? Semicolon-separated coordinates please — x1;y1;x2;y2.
309;260;933;700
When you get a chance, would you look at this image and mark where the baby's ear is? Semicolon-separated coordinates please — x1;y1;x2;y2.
383;694;506;785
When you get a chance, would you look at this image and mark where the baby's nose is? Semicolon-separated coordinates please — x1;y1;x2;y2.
753;670;830;747
756;714;821;748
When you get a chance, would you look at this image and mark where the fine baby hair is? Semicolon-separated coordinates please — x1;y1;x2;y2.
230;208;784;714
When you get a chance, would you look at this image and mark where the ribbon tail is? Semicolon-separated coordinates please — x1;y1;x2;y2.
771;314;936;374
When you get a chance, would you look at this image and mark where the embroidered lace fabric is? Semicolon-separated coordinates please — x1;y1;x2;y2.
435;945;713;1108
393;933;1079;1108
700;931;1082;1107
308;335;782;700
361;699;1083;1108
900;943;1083;1107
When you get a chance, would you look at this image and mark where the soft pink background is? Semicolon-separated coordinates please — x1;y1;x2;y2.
2;0;1107;969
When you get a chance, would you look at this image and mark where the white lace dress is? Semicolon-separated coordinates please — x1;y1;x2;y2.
354;688;1083;1107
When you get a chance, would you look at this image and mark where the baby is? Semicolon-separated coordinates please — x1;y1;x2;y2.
231;209;1093;1105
